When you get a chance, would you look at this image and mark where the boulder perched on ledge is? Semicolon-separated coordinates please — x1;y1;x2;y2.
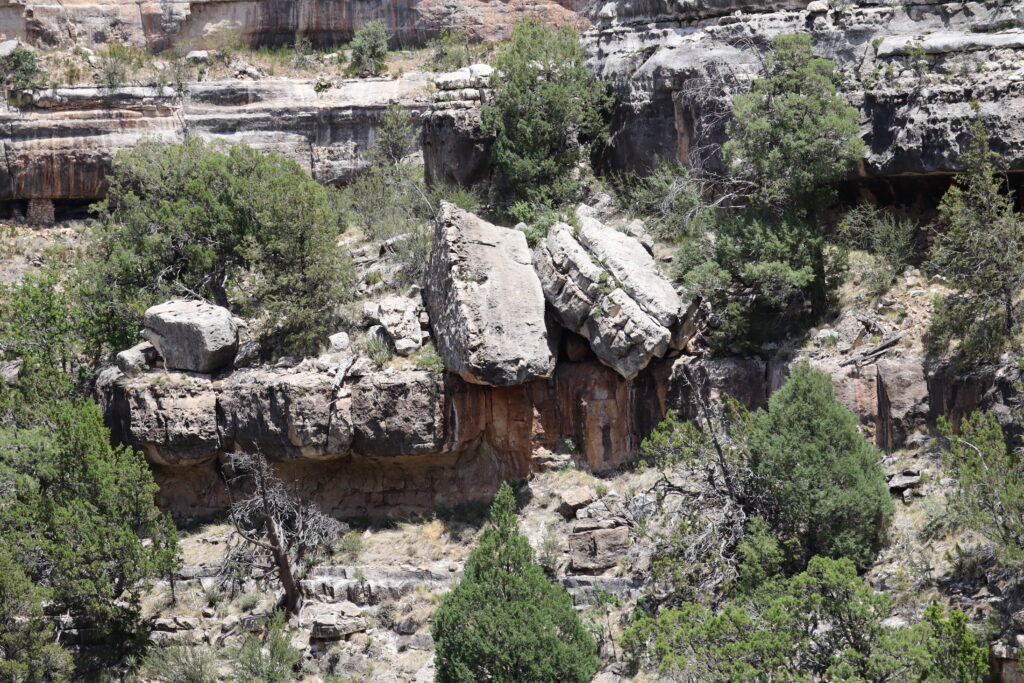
425;202;556;386
533;216;697;380
142;300;238;374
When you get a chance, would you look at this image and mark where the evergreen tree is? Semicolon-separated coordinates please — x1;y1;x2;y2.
482;18;611;206
928;104;1024;363
81;136;353;356
0;549;72;683
725;33;864;210
432;483;599;683
349;20;390;76
0;397;179;637
747;362;893;570
938;410;1024;565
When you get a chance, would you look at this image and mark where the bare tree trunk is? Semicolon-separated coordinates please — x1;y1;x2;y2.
265;515;301;615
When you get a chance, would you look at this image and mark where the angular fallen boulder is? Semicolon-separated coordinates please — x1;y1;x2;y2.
142;300;238;373
425;202;556;386
534;216;696;379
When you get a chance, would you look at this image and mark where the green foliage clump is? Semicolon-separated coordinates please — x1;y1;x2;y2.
747;362;893;570
838;203;918;295
624;556;934;681
612;162;715;239
921;601;991;682
142;644;218;683
927;104;1024;365
938;410;1024;566
432;483;599;682
0;549;72;683
0;396;180;637
667;34;866;349
482;18;611;207
1;45;41;90
725;33;865;209
81;136;353;357
96;42;150;88
349;20;390;76
234;611;303;683
428;29;476;71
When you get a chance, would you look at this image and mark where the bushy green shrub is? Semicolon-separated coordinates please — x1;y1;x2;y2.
349;20;390;76
432;483;599;682
81;136;353;357
927;104;1024;365
0;549;72;683
143;644;218;683
482;18;611;206
612;162;715;239
234;611;303;683
624;556;933;681
1;45;40;90
725;33;864;209
747;362;893;570
838;203;918;295
938;410;1024;565
428;29;475;71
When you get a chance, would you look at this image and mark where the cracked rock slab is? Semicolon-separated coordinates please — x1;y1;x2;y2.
425;202;556;386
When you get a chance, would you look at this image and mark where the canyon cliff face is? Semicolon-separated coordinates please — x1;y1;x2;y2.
0;75;431;203
422;0;1024;185
0;0;587;49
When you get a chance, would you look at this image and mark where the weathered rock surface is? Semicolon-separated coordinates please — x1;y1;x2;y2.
0;0;586;50
0;76;429;202
115;341;159;376
425;1;1024;184
533;216;696;379
142;300;238;373
425;202;556;386
363;296;428;356
569;519;630;573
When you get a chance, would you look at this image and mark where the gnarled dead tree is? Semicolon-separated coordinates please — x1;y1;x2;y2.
222;452;345;615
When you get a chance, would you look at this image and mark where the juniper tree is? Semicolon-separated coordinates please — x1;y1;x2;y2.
928;104;1024;363
746;361;893;570
482;18;611;207
432;483;599;683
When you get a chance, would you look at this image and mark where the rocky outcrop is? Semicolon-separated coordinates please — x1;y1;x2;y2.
421;65;494;190
0;0;587;50
142;300;238;373
362;295;429;357
424;1;1024;184
425;202;556;386
584;0;1024;176
533;215;697;379
0;75;430;203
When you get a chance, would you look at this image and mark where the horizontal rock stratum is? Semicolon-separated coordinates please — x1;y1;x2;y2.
0;0;586;49
0;76;430;202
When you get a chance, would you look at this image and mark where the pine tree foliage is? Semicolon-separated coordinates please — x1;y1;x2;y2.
0;549;72;683
725;33;865;209
747;362;893;570
938;410;1024;565
928;104;1024;363
482;18;611;206
81;136;353;356
432;483;599;683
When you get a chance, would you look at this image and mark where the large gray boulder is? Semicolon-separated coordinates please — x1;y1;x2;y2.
142;300;239;373
534;215;697;379
425;202;556;386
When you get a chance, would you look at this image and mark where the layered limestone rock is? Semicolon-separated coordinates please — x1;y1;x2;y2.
533;214;697;379
421;64;493;189
0;75;429;202
425;202;556;386
585;0;1024;176
0;0;586;49
423;1;1024;183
